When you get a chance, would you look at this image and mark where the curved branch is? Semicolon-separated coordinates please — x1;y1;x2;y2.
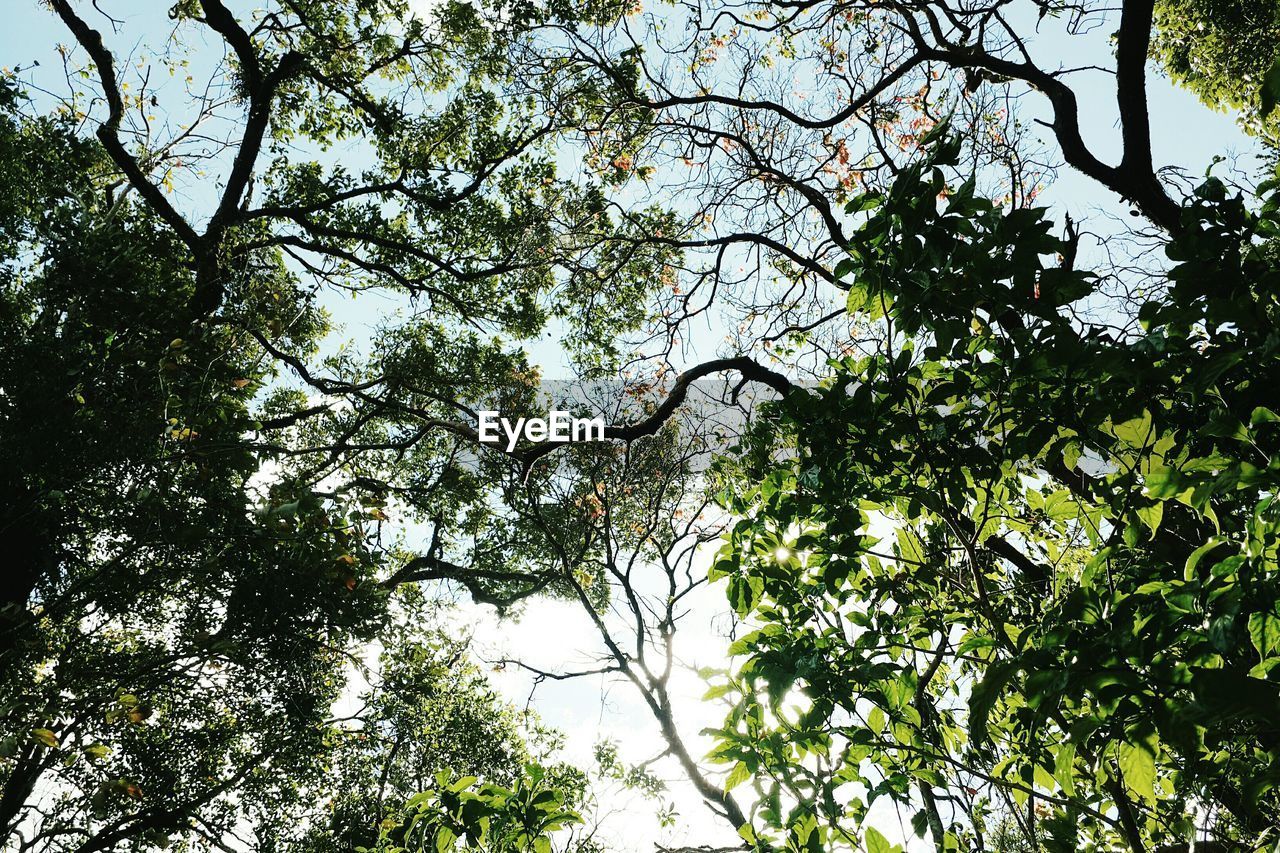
382;555;557;610
48;0;203;255
913;24;1182;232
517;356;795;478
632;51;926;132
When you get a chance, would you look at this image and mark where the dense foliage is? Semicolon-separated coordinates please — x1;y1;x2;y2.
0;77;386;847
0;0;622;840
1152;0;1280;137
710;133;1280;850
368;765;584;853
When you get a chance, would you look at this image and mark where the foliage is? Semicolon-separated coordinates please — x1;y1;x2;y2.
278;608;579;852
0;74;389;847
0;19;602;841
366;764;583;853
1152;0;1280;138
710;132;1280;851
2;0;658;839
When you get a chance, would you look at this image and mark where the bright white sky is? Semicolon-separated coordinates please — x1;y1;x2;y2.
453;580;747;850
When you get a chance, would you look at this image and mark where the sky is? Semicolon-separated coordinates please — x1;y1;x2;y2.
2;2;1265;850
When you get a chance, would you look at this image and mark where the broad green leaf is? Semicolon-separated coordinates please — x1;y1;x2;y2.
1251;406;1279;425
864;825;893;853
1136;502;1163;537
1054;742;1076;795
724;761;751;792
896;528;923;566
31;728;58;749
1062;441;1082;471
1111;411;1153;448
969;661;1019;744
1145;465;1185;499
448;775;478;793
867;706;886;734
1249;607;1280;658
1118;738;1158;804
1033;763;1056;792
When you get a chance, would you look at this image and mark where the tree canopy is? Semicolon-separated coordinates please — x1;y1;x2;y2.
709;133;1280;851
2;0;1279;851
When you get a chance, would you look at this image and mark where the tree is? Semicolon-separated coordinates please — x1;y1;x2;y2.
279;603;599;852
2;0;683;843
30;0;682;620
0;0;630;837
1151;0;1280;139
0;75;388;850
369;764;585;853
708;131;1280;851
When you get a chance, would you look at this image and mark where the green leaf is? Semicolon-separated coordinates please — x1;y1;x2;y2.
864;825;893;853
448;775;478;792
1117;738;1157;804
727;574;764;616
1184;537;1228;580
1145;465;1185;500
956;633;997;655
708;555;737;582
1123;519;1141;548
1136;502;1163;537
31;728;58;749
1249;657;1280;678
896;528;923;566
867;706;886;734
1251;406;1279;426
1033;763;1056;792
1044;490;1077;522
724;761;751;792
1249;607;1280;658
1262;55;1280;117
1062;441;1082;471
910;810;929;839
1111;410;1153;448
1203;412;1250;442
846;280;872;315
1054;742;1076;796
969;660;1019;744
702;683;734;700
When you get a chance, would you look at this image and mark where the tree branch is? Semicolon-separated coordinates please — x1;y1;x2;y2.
48;0;203;255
